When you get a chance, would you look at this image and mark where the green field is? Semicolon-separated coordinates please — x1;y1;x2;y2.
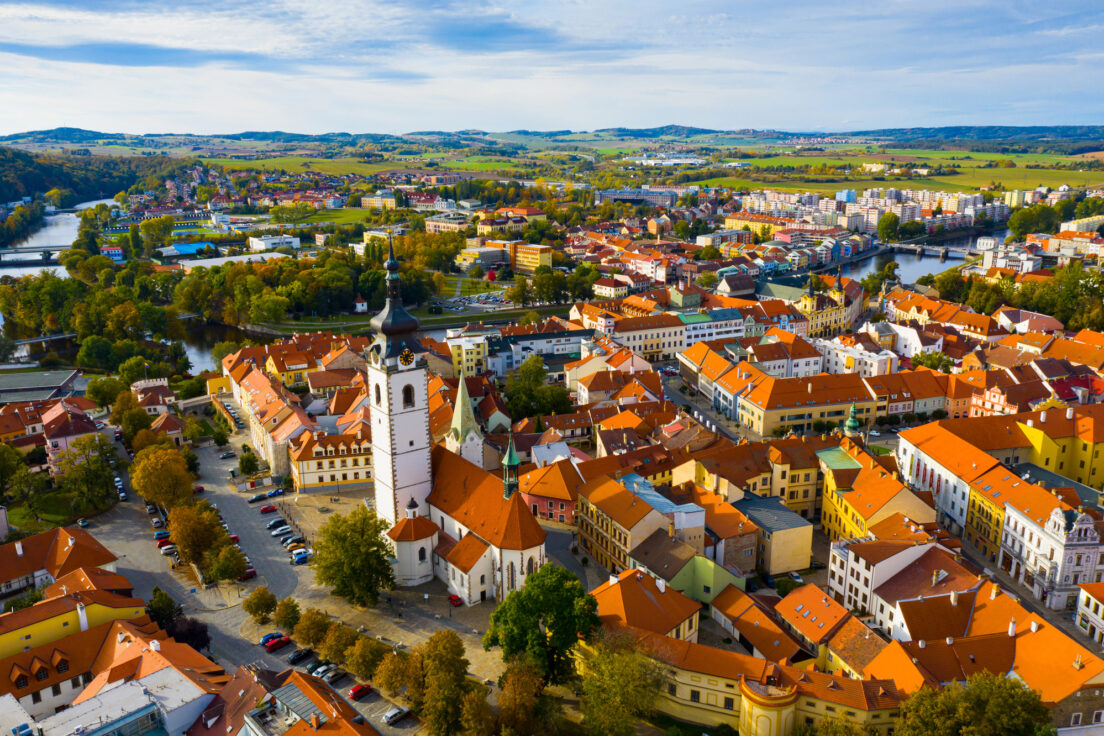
7;489;83;532
301;208;370;224
201;156;399;176
441;275;499;296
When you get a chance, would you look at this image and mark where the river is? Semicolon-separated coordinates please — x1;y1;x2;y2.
2;198;116;278
839;229;1009;283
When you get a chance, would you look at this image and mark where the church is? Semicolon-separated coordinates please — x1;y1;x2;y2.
364;242;547;606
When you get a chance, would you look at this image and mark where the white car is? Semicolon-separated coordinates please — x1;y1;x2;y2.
270;525;292;537
159;545;178;556
869;430;881;437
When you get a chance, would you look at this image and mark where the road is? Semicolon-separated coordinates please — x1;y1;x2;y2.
661;374;744;442
88;429;421;735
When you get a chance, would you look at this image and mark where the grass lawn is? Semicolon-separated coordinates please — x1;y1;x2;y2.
300;208;370;224
412;303;568;326
440;275;499;296
200;156;399;176
867;444;893;456
7;488;84;532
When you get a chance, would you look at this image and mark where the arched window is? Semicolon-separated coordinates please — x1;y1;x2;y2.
402;384;415;409
507;562;516;590
418;547;427;562
526;557;535;575
374;384;382;406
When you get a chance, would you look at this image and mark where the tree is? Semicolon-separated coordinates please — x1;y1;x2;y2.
55;434;116;514
118;356;153;386
209;545;248;582
897;672;1051;736
420;630;470;736
877;212;900;243
211;341;242;365
169;616;211;652
697;271;718;289
212;426;228;447
292;608;333;648
131;428;170;454
458;689;496;736
146;586;182;630
466;264;484;279
346;635;390;680
577;639;663;736
110;390;153;443
483;563;600;684
274;598;301;631
697;244;721;260
911;351;954;373
503;355;571;421
85;376;126;407
373;651;412;697
238;451;259;475
243;586;278;624
168;504;224;566
0;443;23;501
319;623;359;665
131;447;193;509
311;505;395;606
497;660;544;735
506;277;534;307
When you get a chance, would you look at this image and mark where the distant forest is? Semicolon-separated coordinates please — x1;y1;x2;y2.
0;147;183;203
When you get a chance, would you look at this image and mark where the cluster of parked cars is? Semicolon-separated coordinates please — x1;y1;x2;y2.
114;474;127;502
248;494;311;564
223;403;245;431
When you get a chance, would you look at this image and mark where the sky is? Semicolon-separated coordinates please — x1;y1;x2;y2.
0;0;1102;136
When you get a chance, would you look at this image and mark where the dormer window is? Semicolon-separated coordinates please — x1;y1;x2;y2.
15;676;26;689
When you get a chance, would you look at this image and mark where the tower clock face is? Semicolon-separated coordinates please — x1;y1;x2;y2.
399;348;415;366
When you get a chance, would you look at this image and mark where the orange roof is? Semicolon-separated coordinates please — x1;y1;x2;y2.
862;639;938;694
591;569;700;636
710;584;801;662
386;515;439;542
872;547;979;605
0;528;117;588
774;584;849;645
445;533;489;573
428;446;546;551
825;615;887;672
579;476;657;529
518;459;583;502
897;589;978;641
44;567;133;597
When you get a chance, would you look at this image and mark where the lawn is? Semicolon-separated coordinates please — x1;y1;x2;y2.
300;208;371;224
7;488;83;532
200;156;399;176
440;275;499;297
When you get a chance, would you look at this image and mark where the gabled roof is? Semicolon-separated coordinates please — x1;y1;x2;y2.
591;569;700;636
710;584;802;662
774;584;849;645
517;459;583;502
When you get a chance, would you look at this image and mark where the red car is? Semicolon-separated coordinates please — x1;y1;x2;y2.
259;504;277;514
264;635;291;652
348;684;371;700
447;594;464;607
228;534;240;543
238;568;257;581
192;485;205;494
156;538;174;549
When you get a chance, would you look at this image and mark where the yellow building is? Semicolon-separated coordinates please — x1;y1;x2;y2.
289;429;373;494
264;351;318;387
447;336;489;375
722;213;791;237
797;283;851;337
1018;405;1104;490
578;628;900;736
508;242;553;274
0;590;146;659
963;466;1017;562
737;369;876;438
817;439;935;542
205;374;231;397
577;476;668;572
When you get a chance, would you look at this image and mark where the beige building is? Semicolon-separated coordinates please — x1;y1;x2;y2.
577;476;668;572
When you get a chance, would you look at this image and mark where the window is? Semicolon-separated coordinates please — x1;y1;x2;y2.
402;385;415;409
418;547;427;562
36;669;48;682
689;690;700;703
667;683;676;696
14;676;26;689
1071;713;1082;726
723;697;734;710
31;692;40;704
56;661;68;674
375;384;381;406
52;684;61;697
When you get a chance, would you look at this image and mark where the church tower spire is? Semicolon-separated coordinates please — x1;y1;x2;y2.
450;373;480;444
502;435;520;499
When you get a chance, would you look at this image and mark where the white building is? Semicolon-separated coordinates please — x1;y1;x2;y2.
247;234;300;252
367;246;547;605
812;336;899;377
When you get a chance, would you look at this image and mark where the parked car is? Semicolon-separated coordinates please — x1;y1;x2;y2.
146;503;158;515
192;485;205;494
267;488;285;498
869;430;880;437
282;535;305;548
117;491;128;501
248;493;266;503
270;526;292;537
266;518;287;530
151;518;164;529
159;545;177;556
311;663;333;678
264;636;291;653
287;648;313;665
76;518;89;528
323;669;346;684
153;530;170;541
238;568;257;581
95;421;105;429
156;538;174;549
219;450;236;459
348;684;371;701
259;505;277;514
383;707;410;726
763;575;776;589
228;534;240;543
258;633;283;646
787;571;804;584
291;554;311;566
447;594;464;607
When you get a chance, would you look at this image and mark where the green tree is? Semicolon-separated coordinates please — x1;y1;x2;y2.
346;636;390;681
697;271;718;289
421;630;470;736
911;351;954;373
55;434;117;513
146;586;182;630
311;505;395;606
211;341;242;365
503;355;571;421
238;451;259;475
273;598;301;631
86;376;126;407
0;443;24;501
319;623;360;665
467;264;484;279
132;447;193;509
483;563;600;684
506;276;534;307
110;390;153;443
877;212;900;242
697;244;721;260
292;608;333;648
243;586;278;624
497;659;544;735
209;545;248;582
577;639;663;736
897;672;1052;736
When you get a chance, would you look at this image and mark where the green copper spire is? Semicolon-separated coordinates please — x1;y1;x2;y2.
502;434;520;499
844;403;861;438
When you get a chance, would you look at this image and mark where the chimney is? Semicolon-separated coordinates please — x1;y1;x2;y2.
931;570;938;587
1075;654;1085;670
945;637;953;646
1040;410;1047;422
950;590;958;607
917;639;925;649
1008;617;1016;638
990;586;998;600
1066;406;1074;420
1030;620;1039;633
1026;419;1034;427
609;574;619;587
14;541;22;557
150;639;161;652
656;578;666;593
309;715;320;730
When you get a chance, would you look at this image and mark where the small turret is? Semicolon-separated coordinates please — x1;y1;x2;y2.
502;435;520;499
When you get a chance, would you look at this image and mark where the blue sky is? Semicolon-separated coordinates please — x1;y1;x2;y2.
0;0;1101;135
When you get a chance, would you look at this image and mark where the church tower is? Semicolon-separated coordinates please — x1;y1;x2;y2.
367;235;433;526
445;372;485;467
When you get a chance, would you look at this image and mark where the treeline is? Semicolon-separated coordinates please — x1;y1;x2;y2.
0;201;45;248
0;146;183;203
